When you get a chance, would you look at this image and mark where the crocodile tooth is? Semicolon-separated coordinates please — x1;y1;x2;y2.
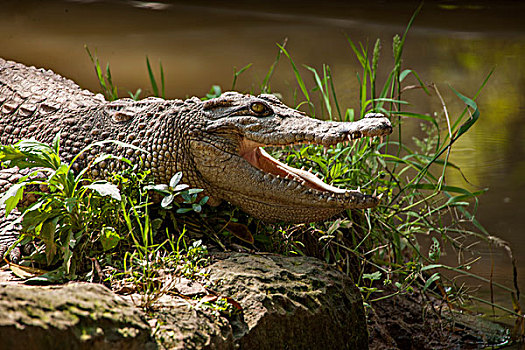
373;189;377;196
263;174;272;181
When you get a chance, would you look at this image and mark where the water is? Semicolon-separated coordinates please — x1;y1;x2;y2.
2;0;524;316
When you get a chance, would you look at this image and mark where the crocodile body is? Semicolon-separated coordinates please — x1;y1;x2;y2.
0;58;392;257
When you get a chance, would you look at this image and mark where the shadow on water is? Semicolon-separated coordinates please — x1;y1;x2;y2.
1;0;524;325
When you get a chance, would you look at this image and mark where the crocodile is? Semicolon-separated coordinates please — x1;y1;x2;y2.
0;58;392;257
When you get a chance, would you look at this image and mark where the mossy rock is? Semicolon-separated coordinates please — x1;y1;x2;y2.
0;252;368;349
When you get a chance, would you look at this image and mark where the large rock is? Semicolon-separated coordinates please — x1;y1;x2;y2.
0;252;367;349
0;282;155;350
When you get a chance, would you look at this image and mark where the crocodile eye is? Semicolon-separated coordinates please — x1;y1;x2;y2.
250;102;270;115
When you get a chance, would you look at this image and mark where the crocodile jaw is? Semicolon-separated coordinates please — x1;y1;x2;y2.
241;143;346;194
193;117;392;223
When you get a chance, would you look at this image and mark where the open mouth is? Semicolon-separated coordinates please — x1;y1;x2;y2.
239;137;367;196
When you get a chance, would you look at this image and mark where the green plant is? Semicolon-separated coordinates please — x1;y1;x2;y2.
145;172;209;214
0;135;141;279
146;56;165;99
37;18;522;333
85;45;119;101
0;135;207;285
86;47;166;101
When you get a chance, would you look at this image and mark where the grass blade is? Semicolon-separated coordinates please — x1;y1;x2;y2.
146;56;159;97
277;43;310;104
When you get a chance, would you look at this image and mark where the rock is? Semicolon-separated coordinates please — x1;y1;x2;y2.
153;252;368;349
0;252;367;349
0;282;155;350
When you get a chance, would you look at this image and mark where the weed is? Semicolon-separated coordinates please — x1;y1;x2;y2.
85;46;166;101
0;136;206;286
85;46;118;101
146;56;165;99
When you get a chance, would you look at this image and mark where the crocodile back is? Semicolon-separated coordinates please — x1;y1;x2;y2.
0;58;105;146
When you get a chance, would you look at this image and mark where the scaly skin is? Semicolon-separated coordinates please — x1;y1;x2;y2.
0;58;392;257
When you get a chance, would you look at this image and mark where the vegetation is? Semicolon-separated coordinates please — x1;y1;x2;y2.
1;5;522;344
0;136;208;308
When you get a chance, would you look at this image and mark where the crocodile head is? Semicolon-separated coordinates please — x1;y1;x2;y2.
188;92;393;223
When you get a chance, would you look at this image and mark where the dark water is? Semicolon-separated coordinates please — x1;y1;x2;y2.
2;0;524;319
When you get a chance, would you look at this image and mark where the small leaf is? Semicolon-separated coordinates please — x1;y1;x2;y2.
423;272;440;292
170;172;183;188
101;227;121;251
362;271;382;281
420;264;443;271
51;132;61;154
161;194;175;208
429;237;441;262
9;262;48;279
144;184;170;193
173;184;189;192
41;219;58;265
85;181;121;201
24;266;67;285
225;222;254;244
0;183;25;215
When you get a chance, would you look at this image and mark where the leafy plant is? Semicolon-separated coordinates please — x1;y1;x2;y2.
86;47;166;101
29;14;522;337
145;172;209;214
0;135;206;284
